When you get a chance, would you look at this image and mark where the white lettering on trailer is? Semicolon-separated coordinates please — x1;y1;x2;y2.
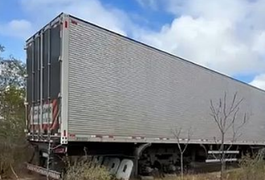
99;157;134;180
107;158;120;175
102;157;110;166
30;103;53;124
27;156;134;179
92;155;104;165
116;159;134;180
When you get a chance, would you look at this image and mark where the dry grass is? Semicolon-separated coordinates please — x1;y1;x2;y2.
153;160;265;180
154;172;223;180
153;170;257;180
152;152;265;180
62;153;265;180
63;160;114;180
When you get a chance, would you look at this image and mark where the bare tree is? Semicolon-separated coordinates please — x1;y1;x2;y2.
172;127;192;179
210;92;247;180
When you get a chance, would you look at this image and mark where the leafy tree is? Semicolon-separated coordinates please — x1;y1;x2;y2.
0;58;26;90
0;44;27;178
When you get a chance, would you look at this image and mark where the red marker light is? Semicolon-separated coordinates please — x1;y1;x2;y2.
64;21;68;28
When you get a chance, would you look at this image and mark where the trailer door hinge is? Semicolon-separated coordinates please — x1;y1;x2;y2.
58;56;62;62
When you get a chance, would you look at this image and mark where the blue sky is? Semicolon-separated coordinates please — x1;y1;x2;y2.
0;0;265;89
0;0;173;58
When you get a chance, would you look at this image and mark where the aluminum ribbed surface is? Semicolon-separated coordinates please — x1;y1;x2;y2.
67;17;265;143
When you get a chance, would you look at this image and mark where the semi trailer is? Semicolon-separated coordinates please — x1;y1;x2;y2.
25;13;265;179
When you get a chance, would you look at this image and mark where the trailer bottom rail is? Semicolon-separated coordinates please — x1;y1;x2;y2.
26;163;61;179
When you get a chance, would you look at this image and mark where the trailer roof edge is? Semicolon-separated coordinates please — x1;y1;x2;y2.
26;12;265;95
25;12;66;44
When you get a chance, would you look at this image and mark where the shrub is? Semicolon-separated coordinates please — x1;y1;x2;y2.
64;160;113;180
229;152;265;180
155;151;265;180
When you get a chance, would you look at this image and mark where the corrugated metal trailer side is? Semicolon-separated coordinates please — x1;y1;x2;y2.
60;14;265;145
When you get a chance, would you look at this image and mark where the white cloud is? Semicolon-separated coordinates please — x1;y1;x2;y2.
136;0;265;77
250;74;265;90
4;0;264;84
0;19;33;39
19;0;132;36
252;31;265;56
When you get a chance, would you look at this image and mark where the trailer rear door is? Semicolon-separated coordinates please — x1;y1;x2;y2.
26;20;61;139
